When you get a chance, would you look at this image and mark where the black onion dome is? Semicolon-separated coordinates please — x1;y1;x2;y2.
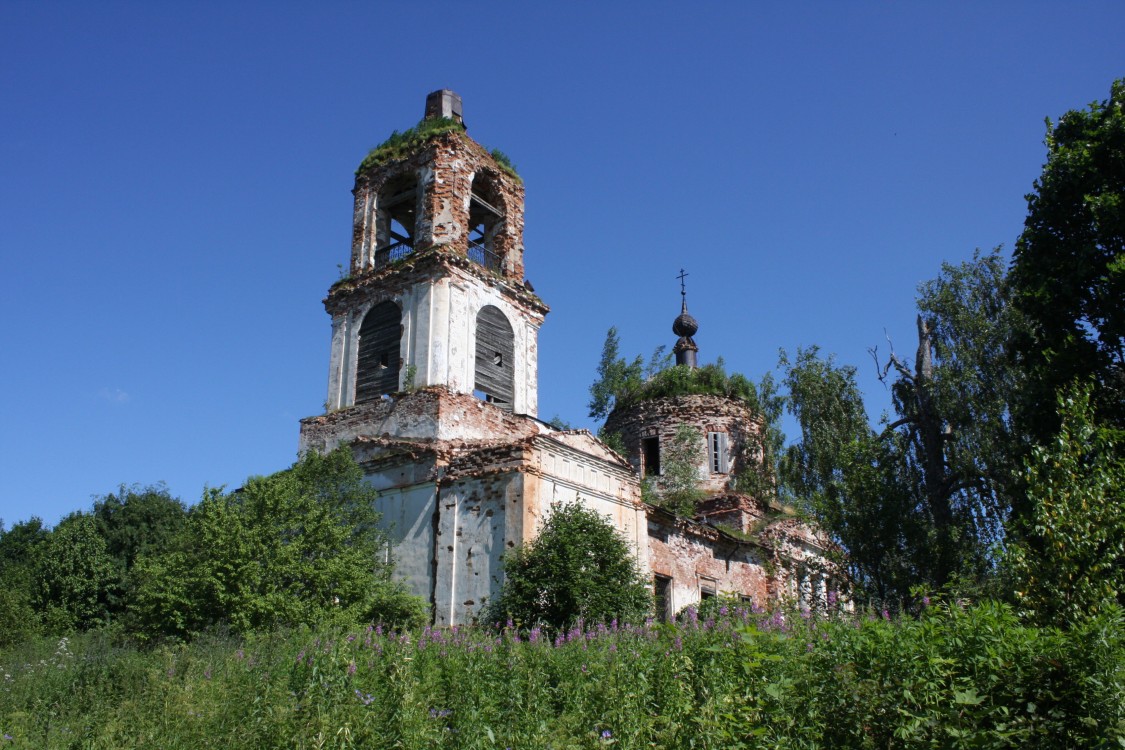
672;301;698;337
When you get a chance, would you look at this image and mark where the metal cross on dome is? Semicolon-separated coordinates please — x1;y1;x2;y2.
677;268;689;299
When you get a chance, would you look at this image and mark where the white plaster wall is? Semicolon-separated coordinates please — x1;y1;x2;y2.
367;477;438;605
431;474;518;627
407;275;539;416
529;443;648;576
328;274;541;415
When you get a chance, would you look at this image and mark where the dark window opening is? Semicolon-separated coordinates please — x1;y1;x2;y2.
375;174;418;268
468;173;505;273
700;579;717;601
654;575;673;623
642;437;661;477
473;305;514;410
356;301;402;403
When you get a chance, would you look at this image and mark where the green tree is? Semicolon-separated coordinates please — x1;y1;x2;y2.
32;513;120;632
91;483;187;617
131;447;426;638
0;517;50;644
484;500;651;630
1006;384;1125;627
588;326;643;421
1010;79;1125;446
782;250;1021;599
653;424;705;517
780;347;919;599
92;483;187;572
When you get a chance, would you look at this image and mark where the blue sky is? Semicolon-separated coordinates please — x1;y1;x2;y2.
2;2;1122;527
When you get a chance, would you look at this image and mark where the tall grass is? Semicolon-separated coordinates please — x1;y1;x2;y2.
2;602;1122;748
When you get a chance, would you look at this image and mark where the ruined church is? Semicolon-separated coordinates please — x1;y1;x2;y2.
298;91;833;626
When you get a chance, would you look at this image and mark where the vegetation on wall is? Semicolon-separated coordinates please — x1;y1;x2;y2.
489;148;521;183
650;424;706;517
589;327;762;420
355;118;523;184
356;117;466;173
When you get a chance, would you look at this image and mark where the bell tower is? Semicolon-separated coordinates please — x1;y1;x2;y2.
321;90;547;415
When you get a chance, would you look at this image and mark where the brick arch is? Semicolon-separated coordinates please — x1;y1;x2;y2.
374;171;420;268
467;170;508;274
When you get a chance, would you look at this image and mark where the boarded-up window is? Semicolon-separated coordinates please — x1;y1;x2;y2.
654;575;673;622
474;305;514;410
708;431;729;474
355;301;401;403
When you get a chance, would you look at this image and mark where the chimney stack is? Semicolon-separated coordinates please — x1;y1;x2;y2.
424;89;464;126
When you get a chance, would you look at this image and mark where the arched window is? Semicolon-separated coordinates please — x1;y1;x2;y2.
467;172;505;273
473;305;514;410
355;301;402;403
375;173;418;268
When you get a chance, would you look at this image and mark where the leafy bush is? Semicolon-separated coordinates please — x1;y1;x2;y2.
1005;383;1125;627
130;448;426;639
482;500;651;630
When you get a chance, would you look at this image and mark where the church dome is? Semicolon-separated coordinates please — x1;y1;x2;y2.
673;306;698;337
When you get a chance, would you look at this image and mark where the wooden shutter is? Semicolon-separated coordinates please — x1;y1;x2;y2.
355;301;401;403
474;305;515;410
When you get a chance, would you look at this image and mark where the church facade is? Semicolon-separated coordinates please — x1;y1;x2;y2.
299;91;836;626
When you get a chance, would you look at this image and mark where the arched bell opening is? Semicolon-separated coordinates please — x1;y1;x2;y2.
473;305;515;410
375;173;419;268
467;172;506;274
355;301;403;403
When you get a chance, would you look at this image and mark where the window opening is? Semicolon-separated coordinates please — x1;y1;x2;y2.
654;575;673;622
473;305;515;410
375;174;418;268
355;301;402;403
708;431;729;474
642;436;661;477
700;578;717;601
468;173;504;273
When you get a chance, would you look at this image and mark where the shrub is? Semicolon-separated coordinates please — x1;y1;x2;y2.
483;500;651;630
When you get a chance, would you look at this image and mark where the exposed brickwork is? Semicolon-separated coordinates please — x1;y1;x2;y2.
646;507;773;609
351;130;527;280
604;394;764;494
299;386;543;455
